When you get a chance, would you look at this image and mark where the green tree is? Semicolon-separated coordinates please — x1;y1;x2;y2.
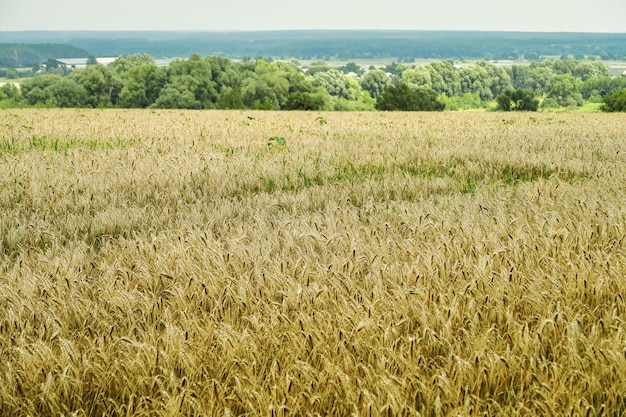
20;74;63;105
601;89;626;112
338;62;360;75
496;89;539;111
382;62;405;76
109;54;156;80
510;65;531;90
546;74;583;107
360;69;391;98
573;61;610;81
426;61;461;97
439;92;483;110
580;76;615;101
0;83;22;102
48;78;88;107
476;61;512;99
525;64;554;92
253;98;277;110
273;61;315;96
216;87;244;109
612;77;626;93
69;65;112;107
236;60;306;110
401;67;433;90
286;90;330;110
540;98;560;110
458;65;492;100
151;85;201;109
304;61;331;77
334;89;376;111
552;60;577;75
218;67;243;91
43;58;68;76
313;69;360;100
510;64;554;91
241;74;280;109
164;54;219;108
119;63;166;108
5;69;19;79
376;84;445;111
255;61;291;108
45;58;60;70
203;55;237;102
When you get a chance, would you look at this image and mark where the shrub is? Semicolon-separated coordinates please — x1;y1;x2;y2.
439;92;484;110
376;84;445;111
286;91;327;111
496;89;539;111
540;97;560;109
600;89;626;112
254;98;277;110
0;83;22;101
216;87;245;109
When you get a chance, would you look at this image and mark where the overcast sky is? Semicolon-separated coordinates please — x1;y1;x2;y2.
1;0;625;32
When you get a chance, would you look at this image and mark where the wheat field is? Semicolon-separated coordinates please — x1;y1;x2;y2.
1;109;625;416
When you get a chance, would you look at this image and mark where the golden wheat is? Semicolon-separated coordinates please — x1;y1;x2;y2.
1;108;625;416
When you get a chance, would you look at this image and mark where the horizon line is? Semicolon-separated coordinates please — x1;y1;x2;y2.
2;29;626;34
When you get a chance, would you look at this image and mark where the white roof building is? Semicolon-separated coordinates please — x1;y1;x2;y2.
53;57;117;69
53;57;173;69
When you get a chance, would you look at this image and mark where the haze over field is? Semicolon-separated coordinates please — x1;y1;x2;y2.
1;0;625;32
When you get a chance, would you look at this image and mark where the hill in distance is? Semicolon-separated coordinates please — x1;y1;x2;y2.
1;30;625;64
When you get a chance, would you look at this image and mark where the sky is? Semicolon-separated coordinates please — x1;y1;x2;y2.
1;0;625;33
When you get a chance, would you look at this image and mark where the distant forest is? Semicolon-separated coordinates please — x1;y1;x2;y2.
1;31;626;67
0;43;88;67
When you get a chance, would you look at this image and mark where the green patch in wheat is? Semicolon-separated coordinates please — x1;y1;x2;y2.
0;135;135;155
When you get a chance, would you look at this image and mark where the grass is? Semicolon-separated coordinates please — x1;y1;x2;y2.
1;108;626;416
0;135;134;154
577;102;604;112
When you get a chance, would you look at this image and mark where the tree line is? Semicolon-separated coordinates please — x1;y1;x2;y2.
0;44;89;68
4;31;625;62
2;54;626;111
